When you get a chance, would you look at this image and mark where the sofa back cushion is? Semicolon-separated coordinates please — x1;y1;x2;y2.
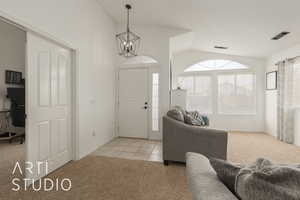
167;107;185;122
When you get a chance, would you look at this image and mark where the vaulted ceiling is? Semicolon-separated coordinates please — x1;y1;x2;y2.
98;0;300;58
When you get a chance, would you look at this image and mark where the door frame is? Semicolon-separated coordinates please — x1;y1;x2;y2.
116;65;160;140
0;12;80;161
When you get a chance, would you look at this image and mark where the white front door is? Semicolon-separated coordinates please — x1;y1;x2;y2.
119;68;149;138
118;67;160;139
26;33;72;180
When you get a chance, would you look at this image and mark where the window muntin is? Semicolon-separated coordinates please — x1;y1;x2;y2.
185;59;248;72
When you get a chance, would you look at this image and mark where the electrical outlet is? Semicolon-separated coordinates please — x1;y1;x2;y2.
92;130;96;137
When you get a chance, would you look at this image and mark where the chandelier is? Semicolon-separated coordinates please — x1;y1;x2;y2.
116;4;141;57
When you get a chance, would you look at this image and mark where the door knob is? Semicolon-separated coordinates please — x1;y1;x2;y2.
143;106;148;109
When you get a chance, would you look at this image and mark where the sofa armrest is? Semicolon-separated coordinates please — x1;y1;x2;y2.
186;152;238;200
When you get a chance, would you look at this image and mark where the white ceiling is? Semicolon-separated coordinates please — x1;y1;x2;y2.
98;0;300;58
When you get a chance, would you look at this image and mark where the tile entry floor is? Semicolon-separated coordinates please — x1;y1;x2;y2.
92;137;163;162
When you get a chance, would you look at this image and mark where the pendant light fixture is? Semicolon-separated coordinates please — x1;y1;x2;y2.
116;4;141;57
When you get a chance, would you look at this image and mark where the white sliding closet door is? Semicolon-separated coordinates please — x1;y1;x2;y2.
26;33;72;180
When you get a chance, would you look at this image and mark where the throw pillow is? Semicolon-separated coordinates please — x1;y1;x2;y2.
209;158;243;195
167;108;184;122
201;115;210;126
187;111;210;126
184;113;202;126
236;158;300;200
188;111;204;125
173;105;187;116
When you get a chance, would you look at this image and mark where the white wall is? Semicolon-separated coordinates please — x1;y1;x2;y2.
0;20;26;109
0;0;117;158
0;20;25;68
116;25;185;140
265;44;300;137
172;50;266;132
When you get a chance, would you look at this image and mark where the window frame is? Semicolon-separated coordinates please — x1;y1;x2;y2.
178;68;258;116
216;71;257;115
178;74;213;114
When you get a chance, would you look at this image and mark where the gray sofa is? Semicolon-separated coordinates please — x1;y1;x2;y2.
186;152;238;200
163;116;228;165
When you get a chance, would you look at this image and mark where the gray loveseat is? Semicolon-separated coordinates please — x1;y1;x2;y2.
163;116;228;165
186;152;238;200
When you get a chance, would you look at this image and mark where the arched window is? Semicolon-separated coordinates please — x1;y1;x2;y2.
178;59;256;115
122;55;158;66
184;59;248;72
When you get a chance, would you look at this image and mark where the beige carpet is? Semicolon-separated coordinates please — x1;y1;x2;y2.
1;156;191;200
1;132;300;199
228;132;300;164
0;142;25;192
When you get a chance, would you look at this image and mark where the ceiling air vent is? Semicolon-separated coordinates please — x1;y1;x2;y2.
214;46;228;50
271;32;290;40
